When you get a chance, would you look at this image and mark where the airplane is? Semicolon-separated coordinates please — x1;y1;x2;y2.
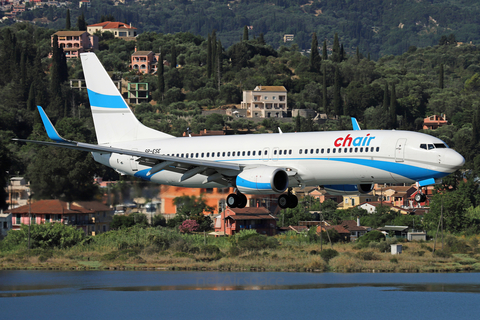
15;52;465;209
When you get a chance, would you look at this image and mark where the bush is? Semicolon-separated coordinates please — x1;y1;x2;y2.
358;231;386;244
179;220;199;233
319;248;339;263
201;245;220;255
433;249;452;258
390;257;398;263
237;234;275;250
355;250;380;261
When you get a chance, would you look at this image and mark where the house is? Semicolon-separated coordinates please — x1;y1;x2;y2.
0;211;12;239
126;82;149;104
423;114;447;130
6;200;113;236
358;201;413;215
51;31;98;58
87;21;137;39
283;34;294;42
241;86;287;118
214;207;277;236
335;219;370;241
378;225;409;239
373;185;416;207
4;177;30;209
131;49;156;74
316;223;351;242
79;0;91;8
338;193;377;210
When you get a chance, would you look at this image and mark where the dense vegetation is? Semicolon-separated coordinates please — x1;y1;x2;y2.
2;16;480;233
13;0;480;58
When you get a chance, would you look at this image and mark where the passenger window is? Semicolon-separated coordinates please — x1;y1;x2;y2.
316;149;319;154
321;149;324;154
338;148;341;153
376;147;380;152
360;148;364;152
242;151;245;156
365;148;368;153
355;148;358;152
420;144;427;150
232;151;236;156
299;149;303;154
176;154;179;157
327;149;330;154
201;153;204;157
253;151;256;156
304;149;308;154
274;150;277;155
227;152;231;156
206;152;210;157
310;149;314;154
370;147;374;152
217;152;220;157
333;149;336;153
196;153;199;157
289;150;292;155
344;148;347;153
279;150;282;155
186;154;189;158
349;148;353;153
248;151;251;156
284;150;287;155
222;152;225;157
181;154;184;157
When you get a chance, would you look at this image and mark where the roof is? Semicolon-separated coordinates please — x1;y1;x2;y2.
227;207;271;215
226;214;276;221
73;201;111;212
378;226;409;232
253;86;287;92
6;200;92;215
0;213;11;218
289;225;308;233
132;51;153;56
338;220;369;232
54;31;89;36
88;21;137;30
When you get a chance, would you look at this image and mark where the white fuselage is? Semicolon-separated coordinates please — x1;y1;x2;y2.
92;129;465;191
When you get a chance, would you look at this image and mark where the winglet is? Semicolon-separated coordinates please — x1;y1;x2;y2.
351;117;361;131
37;106;72;143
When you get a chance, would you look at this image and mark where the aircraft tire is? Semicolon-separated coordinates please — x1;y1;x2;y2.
278;194;289;209
237;193;247;208
227;193;239;208
288;194;298;208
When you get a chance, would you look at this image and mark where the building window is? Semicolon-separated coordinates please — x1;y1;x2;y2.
45;214;50;222
16;214;21;225
103;225;107;232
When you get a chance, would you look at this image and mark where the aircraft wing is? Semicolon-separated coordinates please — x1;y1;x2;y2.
14;106;244;185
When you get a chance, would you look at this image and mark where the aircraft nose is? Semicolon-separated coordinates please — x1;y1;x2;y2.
447;151;465;169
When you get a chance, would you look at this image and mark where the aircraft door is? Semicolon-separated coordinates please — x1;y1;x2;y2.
272;147;279;162
262;147;269;162
395;139;406;162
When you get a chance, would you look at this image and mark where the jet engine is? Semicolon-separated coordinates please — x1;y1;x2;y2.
323;183;374;195
236;167;288;194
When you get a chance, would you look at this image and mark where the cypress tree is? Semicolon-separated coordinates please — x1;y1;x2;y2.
333;65;342;115
322;39;328;60
77;12;86;31
390;84;397;129
356;46;360;63
207;33;212;78
309;32;319;72
258;33;265;45
383;83;389;110
340;43;345;62
27;82;36;111
243;25;249;41
439;63;444;89
473;107;480;146
20;50;28;100
215;40;222;89
322;63;327;114
157;49;165;98
171;43;177;68
66;9;71;30
210;30;217;77
332;33;340;62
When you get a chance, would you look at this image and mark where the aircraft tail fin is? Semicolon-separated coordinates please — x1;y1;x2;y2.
80;52;173;145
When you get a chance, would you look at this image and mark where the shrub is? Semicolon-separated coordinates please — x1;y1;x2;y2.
320;248;339;263
201;245;220;255
433;249;452;258
358;230;386;244
179;220;199;233
390;257;398;263
237;234;274;250
355;250;380;261
228;246;241;257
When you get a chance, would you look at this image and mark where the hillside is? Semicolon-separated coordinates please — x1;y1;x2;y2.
13;0;480;58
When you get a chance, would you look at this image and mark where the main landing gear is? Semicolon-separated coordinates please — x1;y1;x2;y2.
227;192;247;208
226;190;298;209
278;189;298;209
414;190;427;203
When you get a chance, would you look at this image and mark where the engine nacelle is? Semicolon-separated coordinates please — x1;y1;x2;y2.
323;183;374;195
236;167;288;194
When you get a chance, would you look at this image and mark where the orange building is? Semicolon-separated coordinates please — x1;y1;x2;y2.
423;114;447;130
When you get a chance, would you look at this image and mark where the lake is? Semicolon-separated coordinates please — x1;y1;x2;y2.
1;271;479;319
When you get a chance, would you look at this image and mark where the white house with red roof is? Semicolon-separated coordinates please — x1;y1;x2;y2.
87;21;137;38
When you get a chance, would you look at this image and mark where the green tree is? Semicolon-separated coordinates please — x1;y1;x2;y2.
322;39;328;60
65;9;71;30
243;25;249;41
76;12;86;31
439;63;444;89
309;32;320;72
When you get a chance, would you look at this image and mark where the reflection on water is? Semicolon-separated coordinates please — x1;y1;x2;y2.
1;271;480;297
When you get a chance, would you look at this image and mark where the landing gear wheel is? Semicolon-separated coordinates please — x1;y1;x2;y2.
278;194;289;209
227;193;239;208
237;193;247;208
414;193;426;203
288;194;298;208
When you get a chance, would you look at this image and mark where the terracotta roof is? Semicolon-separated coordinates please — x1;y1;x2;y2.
338;220;369;232
73;201;111;212
226;214;276;221
88;21;137;30
289;225;308;233
54;31;88;36
6;200;92;215
254;86;287;92
227;207;271;215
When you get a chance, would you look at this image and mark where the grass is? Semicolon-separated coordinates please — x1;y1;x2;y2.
1;229;479;273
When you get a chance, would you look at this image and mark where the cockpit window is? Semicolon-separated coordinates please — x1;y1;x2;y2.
428;144;434;150
420;144;427;150
434;143;447;148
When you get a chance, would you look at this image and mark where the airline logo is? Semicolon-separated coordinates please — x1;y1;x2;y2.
334;134;375;147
